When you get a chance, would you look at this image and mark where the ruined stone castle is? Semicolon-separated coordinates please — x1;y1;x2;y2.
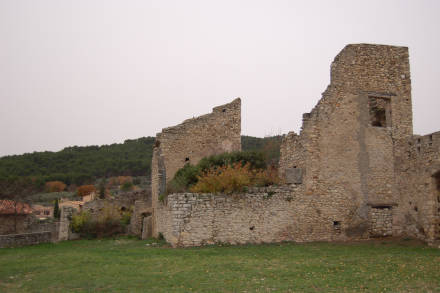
138;44;440;247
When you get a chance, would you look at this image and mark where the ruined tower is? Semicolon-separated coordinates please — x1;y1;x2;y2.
151;98;241;236
280;44;413;238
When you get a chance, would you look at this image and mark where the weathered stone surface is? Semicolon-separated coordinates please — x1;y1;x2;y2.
0;232;52;248
130;200;153;237
369;207;393;237
285;168;303;184
394;132;440;243
141;216;152;240
279;44;414;240
152;98;241;236
153;44;440;247
156;186;356;247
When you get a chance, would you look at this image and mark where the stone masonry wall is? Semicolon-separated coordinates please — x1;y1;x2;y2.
130;200;152;237
279;44;412;237
152;98;241;236
154;44;439;247
156;185;372;247
0;215;34;235
369;207;393;237
0;231;52;248
279;132;305;180
395;131;440;243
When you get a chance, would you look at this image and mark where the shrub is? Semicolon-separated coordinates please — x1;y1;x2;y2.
120;210;132;226
253;166;281;187
94;204;125;237
167;164;200;194
70;211;91;233
45;181;66;193
121;181;134;192
77;185;96;197
70;204;128;238
190;162;280;194
190;163;252;194
167;151;268;194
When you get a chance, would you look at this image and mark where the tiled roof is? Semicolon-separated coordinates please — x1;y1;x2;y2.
0;199;32;215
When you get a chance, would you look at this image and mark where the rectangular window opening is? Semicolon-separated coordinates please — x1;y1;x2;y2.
333;221;341;233
369;97;391;128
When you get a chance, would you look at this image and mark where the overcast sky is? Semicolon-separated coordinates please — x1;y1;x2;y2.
1;0;439;157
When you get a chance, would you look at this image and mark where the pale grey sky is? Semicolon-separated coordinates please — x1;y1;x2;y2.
1;0;439;156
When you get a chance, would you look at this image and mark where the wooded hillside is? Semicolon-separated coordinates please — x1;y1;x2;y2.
0;135;282;188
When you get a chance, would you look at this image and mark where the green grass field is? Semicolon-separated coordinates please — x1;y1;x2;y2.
0;238;439;292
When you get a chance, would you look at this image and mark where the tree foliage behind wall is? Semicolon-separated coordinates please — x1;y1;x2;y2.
0;135;282;195
241;135;283;166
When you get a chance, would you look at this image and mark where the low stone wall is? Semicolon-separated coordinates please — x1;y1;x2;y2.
0;231;52;248
156;185;368;247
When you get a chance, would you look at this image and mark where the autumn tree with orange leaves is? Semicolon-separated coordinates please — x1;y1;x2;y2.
77;185;96;197
45;181;66;193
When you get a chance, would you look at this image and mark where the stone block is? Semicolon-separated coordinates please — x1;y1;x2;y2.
285;168;303;184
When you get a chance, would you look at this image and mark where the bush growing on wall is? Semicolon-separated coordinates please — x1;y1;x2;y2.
190;162;280;194
167;164;201;194
167;151;268;194
167;151;276;194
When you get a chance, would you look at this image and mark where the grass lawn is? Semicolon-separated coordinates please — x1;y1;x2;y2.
0;238;439;292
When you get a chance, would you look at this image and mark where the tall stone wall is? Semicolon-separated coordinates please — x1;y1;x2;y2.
152;98;241;236
279;132;305;180
395;132;440;243
279;44;412;237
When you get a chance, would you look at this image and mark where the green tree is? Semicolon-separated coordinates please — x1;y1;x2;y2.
53;199;60;219
98;178;106;199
